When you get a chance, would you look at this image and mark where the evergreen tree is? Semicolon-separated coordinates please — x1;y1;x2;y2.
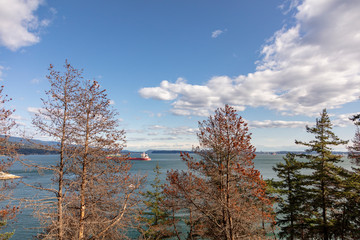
348;127;360;167
349;114;360;126
339;122;360;238
0;219;14;240
270;153;311;240
295;109;348;240
139;164;174;240
330;168;360;239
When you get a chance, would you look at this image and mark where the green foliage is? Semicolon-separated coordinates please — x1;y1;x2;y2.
348;127;360;167
270;153;311;240
341;124;360;238
295;109;350;239
0;221;14;240
164;105;274;240
139;164;174;240
330;169;360;239
350;113;360;126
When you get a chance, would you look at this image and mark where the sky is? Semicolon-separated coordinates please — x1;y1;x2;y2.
0;0;359;151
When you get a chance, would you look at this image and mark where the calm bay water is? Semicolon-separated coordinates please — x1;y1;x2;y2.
3;153;353;239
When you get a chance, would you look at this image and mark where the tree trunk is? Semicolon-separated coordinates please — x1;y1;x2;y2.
78;159;87;239
320;149;328;240
79;109;91;240
58;153;64;240
288;170;294;240
226;154;234;240
321;180;328;240
57;92;68;240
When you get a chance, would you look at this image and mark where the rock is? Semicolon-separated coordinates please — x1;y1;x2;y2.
0;171;21;180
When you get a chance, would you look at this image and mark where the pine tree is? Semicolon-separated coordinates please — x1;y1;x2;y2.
330;169;360;239
139;163;174;240
295;109;348;240
349;114;360;126
338;121;360;238
348;127;360;167
270;153;311;240
164;105;274;240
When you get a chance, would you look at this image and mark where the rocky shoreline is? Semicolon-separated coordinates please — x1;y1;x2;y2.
0;171;21;180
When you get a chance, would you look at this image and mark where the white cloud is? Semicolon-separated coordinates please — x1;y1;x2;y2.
31;78;40;84
152;137;178;141
0;0;51;51
211;29;224;38
147;124;198;136
148;125;167;130
139;0;360;116
139;79;180;101
27;106;43;114
16;121;27;127
49;7;57;15
126;129;144;134
10;114;24;120
0;66;3;81
248;112;360;129
147;132;159;136
249;120;311;129
167;126;198;136
143;111;156;117
125;140;193;151
332;112;360;127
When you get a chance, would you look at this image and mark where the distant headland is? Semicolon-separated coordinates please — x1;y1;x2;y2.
2;136;348;156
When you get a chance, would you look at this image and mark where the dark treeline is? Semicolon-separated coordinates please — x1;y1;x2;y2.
0;61;359;239
148;150;194;154
16;147;59;155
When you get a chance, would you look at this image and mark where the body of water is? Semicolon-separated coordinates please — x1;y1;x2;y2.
2;153;353;239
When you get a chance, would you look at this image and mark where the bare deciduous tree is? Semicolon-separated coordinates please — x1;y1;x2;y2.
24;62;144;239
21;61;81;239
0;85;18;239
164;105;274;240
66;79;144;240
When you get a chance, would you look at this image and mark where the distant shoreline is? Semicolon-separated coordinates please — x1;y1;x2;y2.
16;149;348;156
3;136;349;156
144;150;349;155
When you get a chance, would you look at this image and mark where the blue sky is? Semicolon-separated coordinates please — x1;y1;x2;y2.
0;0;359;151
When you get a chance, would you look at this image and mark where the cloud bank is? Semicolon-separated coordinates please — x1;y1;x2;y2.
0;0;50;51
139;0;360;116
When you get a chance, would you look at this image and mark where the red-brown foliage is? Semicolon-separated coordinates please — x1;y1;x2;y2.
164;105;274;240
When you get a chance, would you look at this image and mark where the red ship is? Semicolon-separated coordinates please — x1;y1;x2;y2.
129;152;151;161
107;152;151;161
